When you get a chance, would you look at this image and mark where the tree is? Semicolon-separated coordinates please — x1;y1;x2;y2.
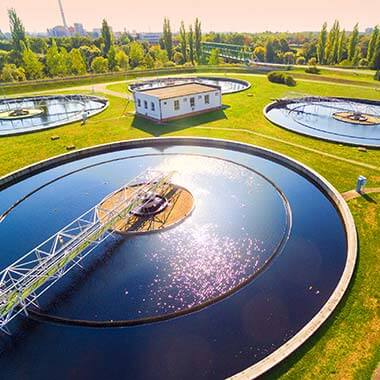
22;48;43;79
69;48;87;75
29;38;48;54
337;30;346;63
367;26;379;62
352;45;362;66
79;45;101;70
326;20;340;64
46;40;66;77
162;18;173;60
179;21;187;62
317;22;328;64
348;23;359;62
296;56;306;65
143;53;155;69
283;51;295;64
129;41;144;68
265;40;276;63
8;8;27;55
1;63;25;82
173;51;184;65
91;56;109;73
116;50;129;70
370;35;380;69
107;46;117;71
253;46;266;62
194;18;202;63
208;48;220;65
188;25;195;64
101;19;113;56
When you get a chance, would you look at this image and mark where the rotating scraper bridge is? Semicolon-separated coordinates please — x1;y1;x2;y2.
0;170;174;334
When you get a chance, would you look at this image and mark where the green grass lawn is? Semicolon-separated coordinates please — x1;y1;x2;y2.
0;70;379;379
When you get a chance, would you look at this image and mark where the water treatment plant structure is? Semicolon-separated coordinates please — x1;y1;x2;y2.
0;137;357;379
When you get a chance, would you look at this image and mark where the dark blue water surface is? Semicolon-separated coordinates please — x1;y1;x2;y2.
0;144;347;379
266;98;380;147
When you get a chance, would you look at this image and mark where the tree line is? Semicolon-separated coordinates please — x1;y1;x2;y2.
0;9;204;82
203;23;380;69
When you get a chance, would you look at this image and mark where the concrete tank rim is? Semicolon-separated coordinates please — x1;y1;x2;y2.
0;137;357;379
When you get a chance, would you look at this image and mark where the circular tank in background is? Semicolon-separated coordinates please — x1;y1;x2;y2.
0;94;108;136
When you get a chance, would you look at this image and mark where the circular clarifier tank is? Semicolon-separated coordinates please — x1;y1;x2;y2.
129;76;251;94
265;97;380;147
0;138;356;379
0;94;108;136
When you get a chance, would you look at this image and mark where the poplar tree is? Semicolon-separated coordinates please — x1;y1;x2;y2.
348;23;359;62
101;19;113;56
188;25;194;64
8;8;27;58
370;35;380;69
326;20;340;64
179;21;187;62
317;22;328;64
194;18;202;63
367;25;379;62
337;30;346;63
162;18;173;60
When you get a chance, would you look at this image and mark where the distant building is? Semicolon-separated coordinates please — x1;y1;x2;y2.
133;83;222;122
137;32;162;45
92;28;102;38
48;25;69;37
74;23;86;36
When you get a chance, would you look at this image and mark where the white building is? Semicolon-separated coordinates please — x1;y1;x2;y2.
133;83;222;122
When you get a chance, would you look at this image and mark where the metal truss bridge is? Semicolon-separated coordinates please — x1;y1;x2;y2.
0;169;174;334
201;42;253;63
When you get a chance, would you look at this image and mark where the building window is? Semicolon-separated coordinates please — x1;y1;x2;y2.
174;100;180;111
151;102;155;111
215;92;219;96
144;100;148;109
198;95;202;99
137;98;141;107
190;97;195;107
183;98;187;102
205;95;210;104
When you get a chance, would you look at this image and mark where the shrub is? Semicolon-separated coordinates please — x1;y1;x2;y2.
339;59;352;67
308;57;317;65
296;56;306;65
305;66;321;74
267;71;296;86
284;75;297;86
163;61;176;68
375;71;380;81
359;58;369;67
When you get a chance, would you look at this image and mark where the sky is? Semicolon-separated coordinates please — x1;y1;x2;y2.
0;0;378;34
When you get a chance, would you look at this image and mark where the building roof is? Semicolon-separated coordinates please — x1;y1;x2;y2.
137;83;220;100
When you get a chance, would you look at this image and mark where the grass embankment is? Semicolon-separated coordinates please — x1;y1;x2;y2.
0;71;379;378
266;194;380;380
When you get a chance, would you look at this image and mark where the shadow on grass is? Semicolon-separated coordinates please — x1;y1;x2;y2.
261;236;361;379
362;193;378;204
131;108;228;137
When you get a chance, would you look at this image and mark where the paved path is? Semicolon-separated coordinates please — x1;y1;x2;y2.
342;187;380;201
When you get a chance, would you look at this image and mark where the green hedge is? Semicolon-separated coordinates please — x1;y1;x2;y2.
267;71;297;86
